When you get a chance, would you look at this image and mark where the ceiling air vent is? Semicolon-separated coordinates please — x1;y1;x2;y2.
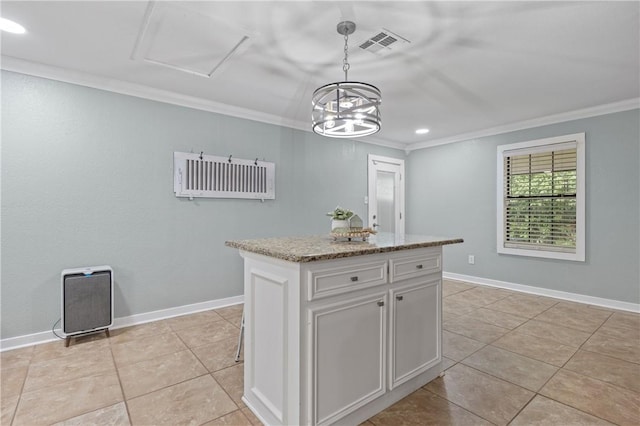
359;28;410;55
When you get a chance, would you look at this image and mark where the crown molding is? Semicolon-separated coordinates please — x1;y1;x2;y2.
1;55;307;129
406;98;640;152
0;56;408;152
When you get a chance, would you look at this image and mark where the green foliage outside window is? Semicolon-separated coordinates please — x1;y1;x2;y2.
505;163;577;249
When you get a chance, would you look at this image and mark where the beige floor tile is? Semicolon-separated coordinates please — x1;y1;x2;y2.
442;310;461;323
514;319;592;347
369;388;492;425
444;315;510;343
452;286;512;306
118;349;208;399
605;311;640;330
24;347;115;392
32;337;110;363
598;318;640;341
6;294;637;426
425;363;534;425
202;409;252;426
582;331;640;364
212;364;245;407
165;310;225;331
442;280;475;297
509;293;558;305
540;369;640;425
587;304;619;313
64;332;111;347
462;307;528;329
462;345;558;391
598;321;640;342
191;336;242;372
241;407;263;425
127;374;237;425
108;321;173;345
1;365;28;398
563;349;640;393
510;395;613;425
443;297;478;316
533;302;611;333
176;320;239;349
485;295;557;318
442;330;486;362
215;304;244;319
1;346;34;369
111;332;187;367
225;312;244;329
51;401;130;426
442;356;457;370
492;329;578;367
444;290;494;308
13;371;122;426
1;394;19;426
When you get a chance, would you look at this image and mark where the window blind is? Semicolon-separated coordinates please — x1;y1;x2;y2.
503;145;578;252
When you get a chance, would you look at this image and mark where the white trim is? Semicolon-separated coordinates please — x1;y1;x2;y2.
0;294;244;352
1;56;303;130
497;133;585;262
443;272;640;313
0;56;407;151
406;98;639;152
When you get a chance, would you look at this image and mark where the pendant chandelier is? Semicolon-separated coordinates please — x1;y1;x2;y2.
312;21;381;138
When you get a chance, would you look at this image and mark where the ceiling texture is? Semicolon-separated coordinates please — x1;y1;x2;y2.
1;1;639;151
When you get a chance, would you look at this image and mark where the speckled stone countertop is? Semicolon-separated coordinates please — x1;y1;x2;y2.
225;233;464;263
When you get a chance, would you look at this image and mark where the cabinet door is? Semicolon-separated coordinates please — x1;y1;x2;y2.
309;292;387;426
389;278;441;389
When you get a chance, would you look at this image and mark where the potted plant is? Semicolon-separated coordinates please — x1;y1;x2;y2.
326;206;354;230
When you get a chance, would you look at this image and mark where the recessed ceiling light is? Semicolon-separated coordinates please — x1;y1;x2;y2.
415;128;430;135
0;17;26;34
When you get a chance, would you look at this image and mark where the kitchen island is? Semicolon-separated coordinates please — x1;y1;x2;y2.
226;233;463;426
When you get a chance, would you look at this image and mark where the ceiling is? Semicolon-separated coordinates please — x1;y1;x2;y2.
1;1;639;150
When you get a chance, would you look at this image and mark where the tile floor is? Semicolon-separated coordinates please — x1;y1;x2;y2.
1;281;639;425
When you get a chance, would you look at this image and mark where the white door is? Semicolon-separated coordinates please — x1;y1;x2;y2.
368;155;405;235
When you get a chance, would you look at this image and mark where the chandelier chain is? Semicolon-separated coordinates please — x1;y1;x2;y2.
343;32;350;81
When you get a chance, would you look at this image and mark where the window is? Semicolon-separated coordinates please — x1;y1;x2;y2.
497;133;585;261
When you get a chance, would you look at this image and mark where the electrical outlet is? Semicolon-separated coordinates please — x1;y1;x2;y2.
468;255;475;265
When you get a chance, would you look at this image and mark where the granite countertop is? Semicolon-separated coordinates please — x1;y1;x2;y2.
225;233;464;263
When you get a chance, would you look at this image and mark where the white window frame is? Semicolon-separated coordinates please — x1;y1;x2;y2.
497;133;585;261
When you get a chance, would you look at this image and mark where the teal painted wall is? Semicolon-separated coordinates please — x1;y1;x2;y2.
406;109;640;304
1;71;404;339
3;69;637;340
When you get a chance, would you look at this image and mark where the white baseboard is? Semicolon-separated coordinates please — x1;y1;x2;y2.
0;295;244;352
443;272;640;313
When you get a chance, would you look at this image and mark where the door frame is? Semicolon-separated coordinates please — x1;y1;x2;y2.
367;154;405;235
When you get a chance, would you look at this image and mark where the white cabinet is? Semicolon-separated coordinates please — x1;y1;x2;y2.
239;246;444;426
310;292;387;425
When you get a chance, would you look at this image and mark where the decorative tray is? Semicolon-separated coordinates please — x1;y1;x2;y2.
330;228;377;242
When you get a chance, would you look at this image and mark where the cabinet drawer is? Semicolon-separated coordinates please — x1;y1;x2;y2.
307;260;387;301
389;253;441;283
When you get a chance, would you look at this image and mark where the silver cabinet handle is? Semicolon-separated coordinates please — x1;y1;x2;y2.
396;295;404;301
416;264;423;269
350;276;359;282
377;300;384;307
